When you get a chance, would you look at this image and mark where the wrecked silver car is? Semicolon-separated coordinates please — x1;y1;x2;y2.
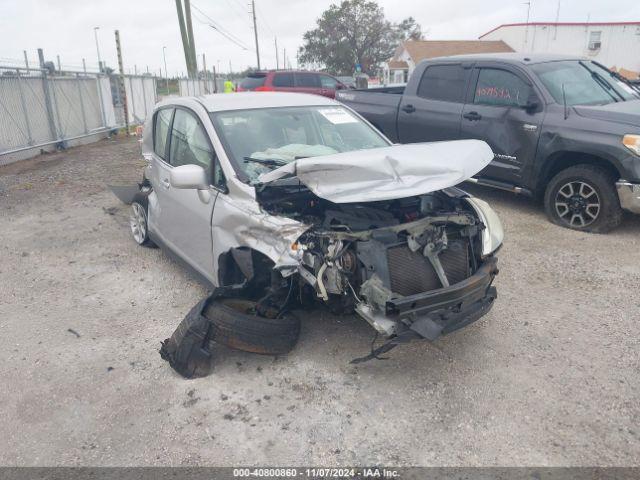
127;92;502;375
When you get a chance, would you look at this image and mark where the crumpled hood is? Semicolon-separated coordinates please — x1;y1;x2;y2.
573;99;640;127
257;140;494;203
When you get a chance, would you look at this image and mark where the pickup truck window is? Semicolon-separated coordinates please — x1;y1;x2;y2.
211;106;389;183
417;65;467;103
473;69;531;107
530;60;636;106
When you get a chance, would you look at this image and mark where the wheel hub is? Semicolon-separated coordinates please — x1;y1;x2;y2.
554;181;600;228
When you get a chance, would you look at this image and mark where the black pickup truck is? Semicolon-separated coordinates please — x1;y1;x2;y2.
337;53;640;232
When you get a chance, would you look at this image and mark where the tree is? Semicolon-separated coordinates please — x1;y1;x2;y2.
298;0;423;75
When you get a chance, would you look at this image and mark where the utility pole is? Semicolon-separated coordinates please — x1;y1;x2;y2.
554;0;561;39
184;0;197;75
93;27;102;73
251;0;261;69
163;46;169;95
283;48;286;69
175;0;196;78
115;30;129;135
523;1;531;49
275;37;279;69
202;53;208;93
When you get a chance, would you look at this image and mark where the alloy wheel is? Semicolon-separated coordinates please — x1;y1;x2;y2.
130;203;147;244
554;181;601;228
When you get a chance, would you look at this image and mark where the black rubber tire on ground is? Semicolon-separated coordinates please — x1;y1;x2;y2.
203;298;300;355
544;164;623;233
130;192;156;247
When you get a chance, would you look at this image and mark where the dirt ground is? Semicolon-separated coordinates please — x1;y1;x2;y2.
1;136;639;466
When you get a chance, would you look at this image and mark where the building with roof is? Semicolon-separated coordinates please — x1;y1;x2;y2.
480;22;640;78
383;40;514;84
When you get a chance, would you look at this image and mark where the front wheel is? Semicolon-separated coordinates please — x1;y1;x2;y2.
544;164;622;233
130;200;155;247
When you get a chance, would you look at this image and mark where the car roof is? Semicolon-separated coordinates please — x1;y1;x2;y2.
161;92;339;113
425;52;585;65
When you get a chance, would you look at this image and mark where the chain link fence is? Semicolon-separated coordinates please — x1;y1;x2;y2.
0;65;157;165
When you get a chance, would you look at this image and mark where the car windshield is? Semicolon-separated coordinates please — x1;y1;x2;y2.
210;105;390;183
531;60;639;106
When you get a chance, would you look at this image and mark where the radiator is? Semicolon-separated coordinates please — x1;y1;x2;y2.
387;240;470;296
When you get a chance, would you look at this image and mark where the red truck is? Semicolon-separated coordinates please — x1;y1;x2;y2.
237;70;349;98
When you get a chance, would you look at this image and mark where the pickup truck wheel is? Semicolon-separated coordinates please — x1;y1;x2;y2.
203;298;300;355
130;194;156;247
544;165;622;233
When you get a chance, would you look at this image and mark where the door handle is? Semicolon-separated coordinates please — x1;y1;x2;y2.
463;111;482;121
401;104;416;114
161;178;170;189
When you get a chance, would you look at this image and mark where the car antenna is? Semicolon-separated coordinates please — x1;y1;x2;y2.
562;83;569;120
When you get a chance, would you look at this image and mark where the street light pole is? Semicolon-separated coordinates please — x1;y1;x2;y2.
93;26;102;72
163;46;169;95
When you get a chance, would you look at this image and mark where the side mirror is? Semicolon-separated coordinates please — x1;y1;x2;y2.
521;93;540;113
336;83;345;90
170;164;208;190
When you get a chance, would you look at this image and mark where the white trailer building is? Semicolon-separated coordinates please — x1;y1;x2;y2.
480;22;640;77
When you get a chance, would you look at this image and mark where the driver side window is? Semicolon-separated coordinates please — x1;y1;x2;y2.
169;109;225;189
474;68;532;107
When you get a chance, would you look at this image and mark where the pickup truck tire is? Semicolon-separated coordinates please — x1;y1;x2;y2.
203;298;300;355
544;165;622;233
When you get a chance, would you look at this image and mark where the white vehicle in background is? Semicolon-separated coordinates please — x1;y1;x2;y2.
125;92;503;373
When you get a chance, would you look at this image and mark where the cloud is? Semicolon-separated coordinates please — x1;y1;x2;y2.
1;0;639;75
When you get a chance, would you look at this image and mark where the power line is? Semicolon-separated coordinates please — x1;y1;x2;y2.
191;2;250;48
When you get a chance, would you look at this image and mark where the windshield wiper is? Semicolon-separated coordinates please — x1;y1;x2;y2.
243;156;287;167
580;61;622;102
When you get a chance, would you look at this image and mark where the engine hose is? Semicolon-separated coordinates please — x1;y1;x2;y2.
316;263;329;301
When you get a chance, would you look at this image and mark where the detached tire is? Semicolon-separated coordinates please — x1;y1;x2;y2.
203;298;300;355
544;164;622;233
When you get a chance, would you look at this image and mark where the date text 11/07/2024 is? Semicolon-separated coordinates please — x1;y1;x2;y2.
232;467;400;478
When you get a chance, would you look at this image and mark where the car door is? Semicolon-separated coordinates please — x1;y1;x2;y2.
152;107;220;281
460;64;544;183
396;63;470;143
295;72;322;96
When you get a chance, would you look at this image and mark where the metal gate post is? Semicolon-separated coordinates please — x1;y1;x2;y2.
140;76;147;120
16;69;34;146
38;48;59;142
75;73;89;134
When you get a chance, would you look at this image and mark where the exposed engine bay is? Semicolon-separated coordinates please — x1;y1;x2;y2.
255;180;498;344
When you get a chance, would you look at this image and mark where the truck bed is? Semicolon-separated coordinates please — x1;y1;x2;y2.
336;87;405;141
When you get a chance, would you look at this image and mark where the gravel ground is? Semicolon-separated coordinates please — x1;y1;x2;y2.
1;136;639;466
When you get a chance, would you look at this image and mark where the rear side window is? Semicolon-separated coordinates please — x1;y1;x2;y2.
273;72;294;87
153;108;173;159
240;74;266;90
474;69;531;107
296;73;320;88
417;65;468;103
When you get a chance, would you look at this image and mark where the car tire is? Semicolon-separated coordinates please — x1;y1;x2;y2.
203;298;300;355
544;164;622;233
130;193;156;247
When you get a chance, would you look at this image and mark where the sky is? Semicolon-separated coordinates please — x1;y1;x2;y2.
1;0;639;77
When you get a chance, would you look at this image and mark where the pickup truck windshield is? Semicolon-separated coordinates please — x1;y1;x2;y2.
211;106;389;183
531;60;638;106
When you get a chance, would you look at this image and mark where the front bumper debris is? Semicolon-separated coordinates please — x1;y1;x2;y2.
351;257;498;363
616;180;640;214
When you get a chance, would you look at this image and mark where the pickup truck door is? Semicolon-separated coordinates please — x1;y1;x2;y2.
397;63;470;143
460;64;544;184
150;107;220;283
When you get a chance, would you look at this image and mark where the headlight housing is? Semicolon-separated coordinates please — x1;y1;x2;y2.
466;197;504;256
623;134;640;156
